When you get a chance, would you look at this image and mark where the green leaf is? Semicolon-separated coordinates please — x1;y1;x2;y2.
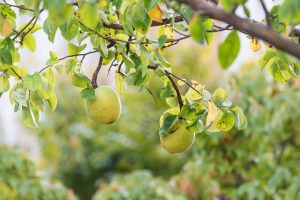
279;0;300;24
23;73;42;91
220;0;237;12
158;35;167;48
218;30;240;69
17;22;41;34
153;49;171;68
0;4;16;20
0;76;10;93
159;113;178;135
265;56;292;83
185;88;202;101
99;38;108;58
22;106;39;128
187;118;204;133
122;53;135;68
79;2;98;29
160;81;173;99
68;43;87;55
13;87;28;109
65;58;77;75
189;16;213;44
80;88;95;100
23;33;36;52
72;73;91;88
59;18;78;41
0;48;12;65
115;73;125;95
232;106;247;130
242;5;250;17
132;2;151;33
216;110;235;131
47;92;57;111
144;0;159;10
30;91;44;112
43;17;58;43
46;51;59;65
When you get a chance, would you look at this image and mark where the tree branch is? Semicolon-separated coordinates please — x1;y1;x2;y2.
39;50;98;72
177;0;300;59
103;16;184;30
165;70;183;110
10;68;23;81
92;56;103;89
12;16;35;41
1;1;34;12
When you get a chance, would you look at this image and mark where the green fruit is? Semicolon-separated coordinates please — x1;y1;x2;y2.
85;86;121;124
160;120;195;154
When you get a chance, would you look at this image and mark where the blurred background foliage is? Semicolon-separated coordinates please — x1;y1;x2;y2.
0;145;77;200
2;43;300;200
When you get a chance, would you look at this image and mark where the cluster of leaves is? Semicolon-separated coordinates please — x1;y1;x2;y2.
159;77;247;136
92;170;187;200
0;145;77;200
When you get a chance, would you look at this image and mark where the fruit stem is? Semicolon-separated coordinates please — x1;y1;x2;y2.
92;56;103;89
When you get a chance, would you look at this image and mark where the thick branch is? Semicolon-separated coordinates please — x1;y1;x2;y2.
92;56;103;89
177;0;300;59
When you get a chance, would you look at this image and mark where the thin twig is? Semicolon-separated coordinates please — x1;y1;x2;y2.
167;72;202;96
259;0;271;27
10;68;23;81
2;1;34;12
146;87;158;103
117;61;124;74
108;57;117;75
1;69;8;76
165;70;183;109
103;16;184;30
12;16;35;41
39;50;98;72
19;17;38;45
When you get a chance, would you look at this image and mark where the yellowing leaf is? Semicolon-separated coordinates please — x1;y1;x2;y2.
147;5;162;23
115;73;125;95
185;87;202;100
0;19;13;36
47;92;57;111
166;97;178;107
177;79;186;86
158;25;174;40
206;101;219;126
23;33;36;52
0;76;10;92
250;38;261;52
